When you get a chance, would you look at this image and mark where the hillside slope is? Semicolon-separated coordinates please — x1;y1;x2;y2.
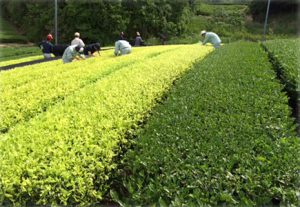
0;17;28;44
179;2;299;44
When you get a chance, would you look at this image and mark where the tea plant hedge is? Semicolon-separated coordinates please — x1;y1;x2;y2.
113;42;300;206
264;38;300;132
0;46;179;133
263;38;300;94
0;45;212;205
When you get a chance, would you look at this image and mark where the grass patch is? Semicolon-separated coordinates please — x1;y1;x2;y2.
0;17;28;43
0;46;42;62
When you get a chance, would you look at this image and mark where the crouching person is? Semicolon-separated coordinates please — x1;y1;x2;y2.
62;45;85;64
114;40;131;56
39;34;54;59
84;43;101;58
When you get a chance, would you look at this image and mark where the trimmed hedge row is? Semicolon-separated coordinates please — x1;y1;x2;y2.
113;42;300;206
263;38;300;95
0;46;179;133
1;46;172;89
0;45;212;206
1;48;114;88
263;38;300;131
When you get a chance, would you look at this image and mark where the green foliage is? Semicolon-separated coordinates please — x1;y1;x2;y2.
188;3;258;43
60;0;128;45
0;17;28;43
264;38;300;95
0;0;54;42
113;42;300;205
0;46;41;62
0;47;176;133
0;45;212;206
183;1;298;44
1;0;298;45
249;0;298;22
263;38;300;132
203;0;251;4
1;0;193;45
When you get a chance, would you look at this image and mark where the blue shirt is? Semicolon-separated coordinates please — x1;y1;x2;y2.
40;41;53;53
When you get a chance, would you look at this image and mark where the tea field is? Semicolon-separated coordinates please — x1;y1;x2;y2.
112;42;299;206
0;42;299;206
263;39;300;130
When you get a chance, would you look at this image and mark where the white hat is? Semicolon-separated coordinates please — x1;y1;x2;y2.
200;30;206;35
74;32;80;37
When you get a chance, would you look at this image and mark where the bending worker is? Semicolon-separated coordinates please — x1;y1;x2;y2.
114;39;132;56
200;30;221;49
83;43;101;58
62;45;85;64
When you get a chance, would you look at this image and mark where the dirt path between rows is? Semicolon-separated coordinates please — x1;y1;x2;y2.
0;57;61;71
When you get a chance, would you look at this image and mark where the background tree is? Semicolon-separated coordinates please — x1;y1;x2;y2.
1;0;192;45
249;0;298;21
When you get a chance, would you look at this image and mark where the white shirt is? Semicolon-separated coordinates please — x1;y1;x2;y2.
203;32;221;46
62;45;79;63
114;40;132;56
71;37;85;47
